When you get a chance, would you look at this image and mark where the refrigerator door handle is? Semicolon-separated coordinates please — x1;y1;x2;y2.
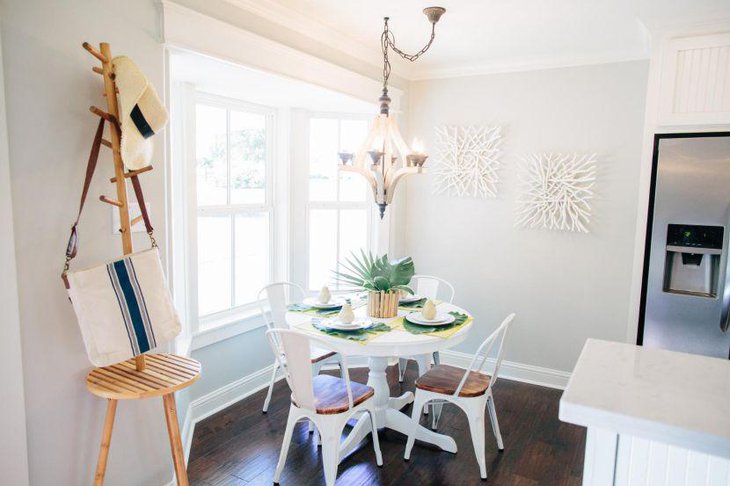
722;214;730;334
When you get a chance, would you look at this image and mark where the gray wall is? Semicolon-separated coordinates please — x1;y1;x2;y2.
2;1;171;484
0;18;29;484
190;326;270;399
404;61;649;372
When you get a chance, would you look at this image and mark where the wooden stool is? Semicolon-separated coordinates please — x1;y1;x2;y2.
86;353;201;485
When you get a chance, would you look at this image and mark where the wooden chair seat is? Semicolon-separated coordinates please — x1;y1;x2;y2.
292;374;374;415
86;353;201;400
310;348;337;364
415;364;491;398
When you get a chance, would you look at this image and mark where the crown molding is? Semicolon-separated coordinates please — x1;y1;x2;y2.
641;16;730;39
220;0;415;78
409;50;651;81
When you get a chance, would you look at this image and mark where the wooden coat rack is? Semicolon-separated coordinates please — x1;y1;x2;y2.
82;41;200;486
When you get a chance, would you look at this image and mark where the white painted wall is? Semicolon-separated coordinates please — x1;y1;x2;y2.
1;1;171;484
0;19;30;485
405;61;649;373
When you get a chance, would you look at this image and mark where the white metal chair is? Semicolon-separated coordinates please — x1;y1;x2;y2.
258;282;343;414
404;313;516;480
398;274;456;383
267;329;383;486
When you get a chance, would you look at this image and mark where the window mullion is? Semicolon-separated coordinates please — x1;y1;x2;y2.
227;109;235;309
334;120;342;288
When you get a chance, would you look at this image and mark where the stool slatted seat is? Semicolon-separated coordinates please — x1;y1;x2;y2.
87;354;201;400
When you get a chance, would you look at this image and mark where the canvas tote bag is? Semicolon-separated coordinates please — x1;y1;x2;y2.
62;118;180;367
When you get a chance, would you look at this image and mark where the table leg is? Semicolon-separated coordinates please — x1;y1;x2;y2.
339;356;457;461
384;408;457;453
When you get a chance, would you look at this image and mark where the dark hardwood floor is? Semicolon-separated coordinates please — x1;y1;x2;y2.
188;363;585;486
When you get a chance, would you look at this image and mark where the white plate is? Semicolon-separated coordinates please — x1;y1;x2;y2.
322;318;373;331
405;312;456;327
399;294;423;304
303;297;344;309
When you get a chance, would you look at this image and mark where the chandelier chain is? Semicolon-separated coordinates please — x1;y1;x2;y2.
381;17;438;93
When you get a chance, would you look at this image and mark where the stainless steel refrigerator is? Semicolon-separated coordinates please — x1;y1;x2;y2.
639;132;730;359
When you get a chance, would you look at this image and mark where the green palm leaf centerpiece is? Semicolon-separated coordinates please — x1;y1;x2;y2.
334;250;415;318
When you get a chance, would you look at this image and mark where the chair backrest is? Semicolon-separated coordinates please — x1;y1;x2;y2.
411;274;455;303
257;282;305;331
265;329;354;413
454;313;516;397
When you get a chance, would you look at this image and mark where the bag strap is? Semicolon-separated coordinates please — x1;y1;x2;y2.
62;119;157;287
129;172;156;245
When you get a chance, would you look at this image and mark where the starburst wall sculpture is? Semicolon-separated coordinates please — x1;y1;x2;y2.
516;153;597;233
432;125;503;198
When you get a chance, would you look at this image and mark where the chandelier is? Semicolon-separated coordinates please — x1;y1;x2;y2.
339;7;446;219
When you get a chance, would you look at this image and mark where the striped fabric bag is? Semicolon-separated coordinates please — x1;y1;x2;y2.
66;249;180;366
63;118;180;367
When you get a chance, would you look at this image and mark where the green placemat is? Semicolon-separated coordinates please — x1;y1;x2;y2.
394;311;472;338
296;320;392;343
287;303;342;317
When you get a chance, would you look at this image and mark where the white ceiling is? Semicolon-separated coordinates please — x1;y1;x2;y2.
227;0;730;79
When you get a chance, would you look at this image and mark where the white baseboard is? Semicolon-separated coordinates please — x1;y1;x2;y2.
439;350;570;390
174;351;568;480
181;363;275;461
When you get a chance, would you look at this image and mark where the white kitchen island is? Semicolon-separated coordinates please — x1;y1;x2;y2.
560;339;730;486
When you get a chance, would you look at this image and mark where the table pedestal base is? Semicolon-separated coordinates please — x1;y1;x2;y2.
339;356;458;461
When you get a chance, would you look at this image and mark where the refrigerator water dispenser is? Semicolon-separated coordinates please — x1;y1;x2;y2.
663;224;724;298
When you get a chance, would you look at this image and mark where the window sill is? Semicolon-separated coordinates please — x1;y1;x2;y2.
191;308;265;351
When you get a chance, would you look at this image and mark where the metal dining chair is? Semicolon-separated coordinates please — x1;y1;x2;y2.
258;282;344;414
404;313;516;480
267;328;382;486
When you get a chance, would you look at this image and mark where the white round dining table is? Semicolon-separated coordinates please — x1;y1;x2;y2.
285;302;473;461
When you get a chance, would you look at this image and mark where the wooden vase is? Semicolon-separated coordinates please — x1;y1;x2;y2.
367;290;399;318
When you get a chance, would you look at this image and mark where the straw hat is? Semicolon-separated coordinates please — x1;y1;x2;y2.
112;56;168;170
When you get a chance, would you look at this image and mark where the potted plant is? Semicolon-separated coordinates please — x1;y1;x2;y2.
335;251;415;318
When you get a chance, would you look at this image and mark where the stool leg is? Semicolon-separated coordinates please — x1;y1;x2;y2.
162;393;189;486
94;398;118;486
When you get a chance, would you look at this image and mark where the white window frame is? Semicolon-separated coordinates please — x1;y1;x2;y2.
293;111;376;291
187;91;278;334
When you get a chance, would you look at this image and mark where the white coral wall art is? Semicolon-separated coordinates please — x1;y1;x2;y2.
432;125;503;198
516;153;597;233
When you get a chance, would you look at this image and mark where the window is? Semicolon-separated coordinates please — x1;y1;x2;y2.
193;96;274;322
306;116;372;290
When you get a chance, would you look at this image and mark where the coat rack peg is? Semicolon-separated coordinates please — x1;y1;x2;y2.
82;42;108;64
99;195;123;207
109;165;153;183
101;139;112;148
130;215;144;226
89;105;113;122
92;66;103;75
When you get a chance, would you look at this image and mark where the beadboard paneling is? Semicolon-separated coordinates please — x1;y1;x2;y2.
659;33;730;125
615;435;730;486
